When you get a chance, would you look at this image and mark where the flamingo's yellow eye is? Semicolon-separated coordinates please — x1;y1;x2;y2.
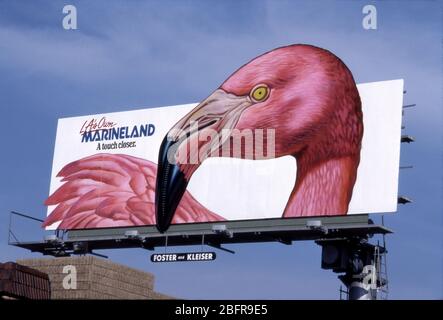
250;84;270;102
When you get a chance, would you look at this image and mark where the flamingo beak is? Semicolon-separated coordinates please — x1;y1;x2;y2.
155;89;252;233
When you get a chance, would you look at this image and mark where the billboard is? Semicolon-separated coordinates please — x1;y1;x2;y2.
44;78;403;231
43;46;403;231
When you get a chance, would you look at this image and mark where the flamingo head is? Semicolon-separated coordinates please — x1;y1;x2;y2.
155;44;362;233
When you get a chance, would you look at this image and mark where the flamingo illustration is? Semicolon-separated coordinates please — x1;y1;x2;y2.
43;44;363;231
42;153;224;229
155;44;363;232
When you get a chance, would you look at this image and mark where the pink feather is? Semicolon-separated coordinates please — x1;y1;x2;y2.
43;153;224;229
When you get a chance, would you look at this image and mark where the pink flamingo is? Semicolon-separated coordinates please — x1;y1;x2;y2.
42;153;224;229
43;44;363;232
156;44;363;232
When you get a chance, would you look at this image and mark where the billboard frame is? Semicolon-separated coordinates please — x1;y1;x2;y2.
10;214;391;257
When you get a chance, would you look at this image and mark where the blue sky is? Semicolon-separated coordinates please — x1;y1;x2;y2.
0;0;441;299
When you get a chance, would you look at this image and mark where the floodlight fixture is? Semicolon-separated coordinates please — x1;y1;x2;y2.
401;135;415;143
44;235;61;243
398;196;412;204
212;224;233;238
124;230;140;239
307;220;328;234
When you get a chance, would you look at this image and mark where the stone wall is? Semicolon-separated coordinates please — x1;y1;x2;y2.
17;256;173;299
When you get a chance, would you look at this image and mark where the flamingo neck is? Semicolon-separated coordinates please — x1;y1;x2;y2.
283;156;359;217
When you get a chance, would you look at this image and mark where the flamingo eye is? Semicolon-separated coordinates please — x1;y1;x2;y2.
250;84;270;103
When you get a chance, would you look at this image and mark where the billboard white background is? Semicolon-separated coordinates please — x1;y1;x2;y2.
48;79;403;226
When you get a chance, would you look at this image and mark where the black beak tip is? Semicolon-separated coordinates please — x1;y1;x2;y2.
155;136;189;233
155;223;167;234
